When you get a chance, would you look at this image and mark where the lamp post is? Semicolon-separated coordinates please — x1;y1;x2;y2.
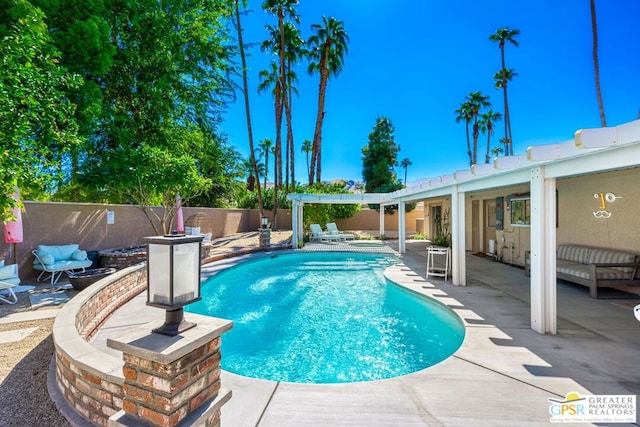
145;233;204;336
259;215;271;247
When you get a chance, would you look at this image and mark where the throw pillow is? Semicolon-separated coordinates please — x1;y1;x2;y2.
0;265;16;280
38;253;55;265
72;250;87;261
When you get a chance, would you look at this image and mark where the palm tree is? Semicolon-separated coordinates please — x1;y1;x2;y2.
233;0;263;214
493;68;517;156
590;0;606;126
301;139;313;178
479;109;502;163
257;138;274;191
400;158;412;185
466;91;491;165
261;21;303;191
455;102;473;166
307;16;349;184
489;27;520;156
262;0;299;229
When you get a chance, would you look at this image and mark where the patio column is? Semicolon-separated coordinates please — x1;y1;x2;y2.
530;166;557;334
398;201;406;253
297;202;304;248
451;186;466;286
379;208;385;238
291;201;299;250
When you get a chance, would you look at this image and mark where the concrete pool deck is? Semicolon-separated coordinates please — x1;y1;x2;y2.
89;240;640;426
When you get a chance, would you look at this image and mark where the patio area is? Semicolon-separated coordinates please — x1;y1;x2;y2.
82;238;640;426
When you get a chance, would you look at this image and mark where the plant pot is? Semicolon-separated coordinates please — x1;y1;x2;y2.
68;268;116;291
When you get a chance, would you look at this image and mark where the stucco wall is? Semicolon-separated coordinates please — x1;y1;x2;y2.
0;202;289;280
556;168;640;251
335;205;424;233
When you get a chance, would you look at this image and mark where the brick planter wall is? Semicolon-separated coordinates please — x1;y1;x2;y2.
53;265;147;426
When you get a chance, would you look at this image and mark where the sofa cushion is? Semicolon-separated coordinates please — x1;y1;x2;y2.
0;265;17;280
557;245;590;264
587;249;636;275
37;244;80;262
72;250;87;261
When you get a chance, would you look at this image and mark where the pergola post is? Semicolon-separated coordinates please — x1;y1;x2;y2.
530;166;557;334
398;201;406;253
291;201;299;250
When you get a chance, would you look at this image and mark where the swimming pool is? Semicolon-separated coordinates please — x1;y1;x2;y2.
187;252;464;384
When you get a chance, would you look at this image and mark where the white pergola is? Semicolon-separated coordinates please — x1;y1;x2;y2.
288;119;640;334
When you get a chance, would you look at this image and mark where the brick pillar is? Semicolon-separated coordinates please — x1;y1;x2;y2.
107;313;233;427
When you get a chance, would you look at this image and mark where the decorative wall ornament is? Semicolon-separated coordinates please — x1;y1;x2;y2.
593;192;622;218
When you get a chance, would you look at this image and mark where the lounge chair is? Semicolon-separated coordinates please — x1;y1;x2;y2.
310;224;341;242
0;263;20;304
326;222;355;241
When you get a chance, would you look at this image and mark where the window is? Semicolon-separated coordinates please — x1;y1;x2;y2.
510;197;530;226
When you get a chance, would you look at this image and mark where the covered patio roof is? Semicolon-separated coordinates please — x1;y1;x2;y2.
287;119;640;335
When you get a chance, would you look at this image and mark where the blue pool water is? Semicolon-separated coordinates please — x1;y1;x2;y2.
187;252;464;384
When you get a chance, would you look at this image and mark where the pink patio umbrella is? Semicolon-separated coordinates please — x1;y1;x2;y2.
4;188;24;264
175;193;185;233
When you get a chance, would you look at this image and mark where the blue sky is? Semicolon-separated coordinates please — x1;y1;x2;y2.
221;0;640;184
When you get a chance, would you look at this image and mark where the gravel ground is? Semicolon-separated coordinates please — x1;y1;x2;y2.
0;231;292;426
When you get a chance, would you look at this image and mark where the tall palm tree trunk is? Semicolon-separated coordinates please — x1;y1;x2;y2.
310;45;330;184
287;82;295;190
590;0;606;127
234;0;263;213
465;121;472;166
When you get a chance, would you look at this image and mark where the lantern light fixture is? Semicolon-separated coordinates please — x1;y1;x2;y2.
145;233;204;336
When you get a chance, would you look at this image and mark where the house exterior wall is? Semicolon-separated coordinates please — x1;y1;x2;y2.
457;167;640;267
556;168;640;251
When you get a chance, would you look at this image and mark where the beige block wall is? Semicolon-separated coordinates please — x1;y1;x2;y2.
0;202;291;280
334;205;424;233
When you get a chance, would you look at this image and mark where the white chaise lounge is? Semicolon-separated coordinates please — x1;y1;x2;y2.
310;224;341;242
326;222;355;241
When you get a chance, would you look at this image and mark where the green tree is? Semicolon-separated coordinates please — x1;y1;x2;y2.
590;0;606;126
361;117;403;213
299;183;360;234
492;67;518;156
31;0;114;187
76;0;236;231
490;27;520;156
479;109;502;164
455;102;473;166
301;139;313;178
0;0;82;221
466;91;491;165
307;16;349;184
257;138;274;191
400;158;412;185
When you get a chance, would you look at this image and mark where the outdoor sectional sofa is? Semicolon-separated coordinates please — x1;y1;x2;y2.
525;244;640;298
32;244;93;284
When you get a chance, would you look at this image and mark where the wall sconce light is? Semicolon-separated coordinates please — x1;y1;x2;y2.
145;234;204;336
